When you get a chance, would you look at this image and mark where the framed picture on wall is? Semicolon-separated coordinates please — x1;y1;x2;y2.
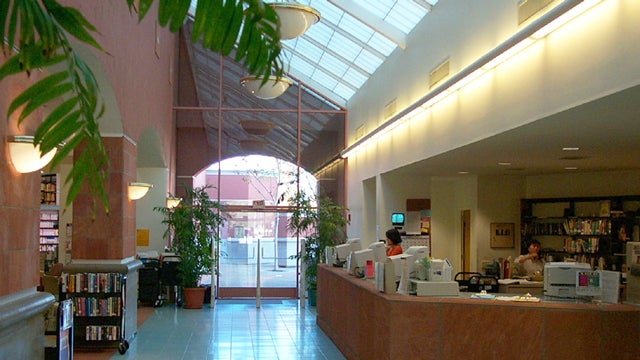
490;222;515;248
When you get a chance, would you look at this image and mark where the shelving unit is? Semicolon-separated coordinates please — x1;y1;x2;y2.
60;272;129;354
520;196;640;271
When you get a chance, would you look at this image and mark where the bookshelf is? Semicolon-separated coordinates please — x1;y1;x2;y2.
520;196;640;272
60;272;130;354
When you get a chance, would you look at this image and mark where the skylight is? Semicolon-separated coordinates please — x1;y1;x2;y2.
189;0;439;105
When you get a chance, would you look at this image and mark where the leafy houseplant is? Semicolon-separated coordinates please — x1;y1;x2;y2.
155;185;225;308
2;0;283;212
288;191;348;305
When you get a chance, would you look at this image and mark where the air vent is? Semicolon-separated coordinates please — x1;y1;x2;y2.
383;98;397;119
518;0;555;24
429;59;450;89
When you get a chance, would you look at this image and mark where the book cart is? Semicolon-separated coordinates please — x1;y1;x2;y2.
60;272;130;354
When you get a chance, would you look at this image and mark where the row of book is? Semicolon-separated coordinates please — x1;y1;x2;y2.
72;296;122;317
523;219;611;236
565;237;599;254
61;272;123;293
83;325;121;341
563;218;611;235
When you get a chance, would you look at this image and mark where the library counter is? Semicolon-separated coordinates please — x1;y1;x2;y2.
316;265;639;360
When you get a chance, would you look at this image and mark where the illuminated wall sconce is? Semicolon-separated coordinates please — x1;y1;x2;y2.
166;196;182;209
128;182;153;200
6;135;57;173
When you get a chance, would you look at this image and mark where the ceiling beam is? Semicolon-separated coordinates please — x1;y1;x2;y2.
327;0;407;49
412;0;435;11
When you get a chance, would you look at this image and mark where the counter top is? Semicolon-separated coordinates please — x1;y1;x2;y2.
316;264;639;360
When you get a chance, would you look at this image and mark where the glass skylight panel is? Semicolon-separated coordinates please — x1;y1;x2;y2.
354;49;384;73
342;68;368;88
304;22;332;46
313;69;339;90
329;33;361;62
367;33;396;56
333;83;355;100
292;38;324;62
320;52;349;77
289;55;315;77
338;13;375;45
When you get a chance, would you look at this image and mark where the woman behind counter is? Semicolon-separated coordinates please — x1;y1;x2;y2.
385;228;403;256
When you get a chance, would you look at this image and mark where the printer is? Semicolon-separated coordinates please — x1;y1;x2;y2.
543;262;591;298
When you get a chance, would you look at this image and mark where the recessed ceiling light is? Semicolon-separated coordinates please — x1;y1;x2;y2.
564;167;578;170
498;162;511;166
458;171;469;174
562;147;580;151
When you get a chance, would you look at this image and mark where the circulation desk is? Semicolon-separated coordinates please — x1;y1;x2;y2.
316;264;639;360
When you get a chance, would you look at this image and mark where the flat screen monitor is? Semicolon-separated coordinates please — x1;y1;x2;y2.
346;238;362;252
352;249;375;272
335;244;352;262
388;254;414;280
391;213;405;228
368;242;387;262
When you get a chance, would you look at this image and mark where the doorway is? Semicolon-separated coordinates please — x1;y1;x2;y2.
216;206;299;299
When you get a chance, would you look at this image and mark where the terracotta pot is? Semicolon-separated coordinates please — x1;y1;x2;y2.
182;287;206;309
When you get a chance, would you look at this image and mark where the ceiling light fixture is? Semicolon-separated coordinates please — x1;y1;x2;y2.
562;147;580;151
240;120;275;136
340;0;603;159
128;182;153;200
270;2;321;40
240;76;293;100
6;135;57;173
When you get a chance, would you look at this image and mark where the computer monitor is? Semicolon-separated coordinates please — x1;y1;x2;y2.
350;249;375;277
346;238;362;252
334;244;352;263
368;241;387;263
387;253;414;280
391;213;405;228
404;246;430;277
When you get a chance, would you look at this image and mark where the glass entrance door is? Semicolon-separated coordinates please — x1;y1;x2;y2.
216;207;299;299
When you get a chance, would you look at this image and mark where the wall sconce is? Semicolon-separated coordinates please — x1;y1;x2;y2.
166;196;182;209
6;135;57;173
128;182;153;200
240;76;293;99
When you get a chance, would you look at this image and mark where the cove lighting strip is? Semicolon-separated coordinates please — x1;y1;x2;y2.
340;0;603;159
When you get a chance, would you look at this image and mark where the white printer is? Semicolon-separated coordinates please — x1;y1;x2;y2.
543;262;591;298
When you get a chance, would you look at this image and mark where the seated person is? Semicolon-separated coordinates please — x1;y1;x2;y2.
514;239;544;277
385;228;403;256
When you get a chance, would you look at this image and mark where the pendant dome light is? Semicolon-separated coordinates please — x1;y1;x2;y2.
240;75;293;99
269;2;321;40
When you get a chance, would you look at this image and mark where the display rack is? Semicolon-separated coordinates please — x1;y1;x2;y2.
520;195;640;271
60;272;129;354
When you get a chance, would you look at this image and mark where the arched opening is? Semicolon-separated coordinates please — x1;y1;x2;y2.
195;155;318;299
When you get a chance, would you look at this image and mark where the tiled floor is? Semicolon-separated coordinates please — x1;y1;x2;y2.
92;300;345;360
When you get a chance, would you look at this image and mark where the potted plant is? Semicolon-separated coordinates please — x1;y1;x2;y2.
288;191;348;305
155;185;225;309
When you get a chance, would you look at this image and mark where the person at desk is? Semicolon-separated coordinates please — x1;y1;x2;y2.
385;228;403;256
515;239;544;277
